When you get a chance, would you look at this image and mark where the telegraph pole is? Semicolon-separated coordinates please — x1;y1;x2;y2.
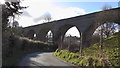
80;32;83;56
100;26;103;50
60;36;63;50
68;35;71;51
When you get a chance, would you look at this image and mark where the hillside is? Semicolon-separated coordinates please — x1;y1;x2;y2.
54;32;120;67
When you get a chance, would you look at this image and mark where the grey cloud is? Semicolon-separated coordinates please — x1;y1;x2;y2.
22;11;32;17
34;16;43;22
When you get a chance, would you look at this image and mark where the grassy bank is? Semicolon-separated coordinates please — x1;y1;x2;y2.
54;32;120;67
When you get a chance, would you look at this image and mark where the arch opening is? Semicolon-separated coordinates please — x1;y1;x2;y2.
26;29;36;39
60;26;81;52
46;30;53;43
90;22;120;45
34;34;37;37
37;28;53;43
93;22;120;38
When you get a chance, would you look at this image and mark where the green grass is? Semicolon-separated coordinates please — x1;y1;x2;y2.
54;32;120;67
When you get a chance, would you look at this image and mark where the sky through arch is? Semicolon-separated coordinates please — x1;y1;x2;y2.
65;26;80;37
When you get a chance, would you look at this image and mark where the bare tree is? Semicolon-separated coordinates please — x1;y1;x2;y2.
94;5;120;66
101;4;111;10
95;5;111;50
35;12;52;23
2;0;27;59
79;32;83;56
42;12;52;22
95;5;119;64
95;4;119;39
94;23;118;39
12;20;19;28
2;0;27;33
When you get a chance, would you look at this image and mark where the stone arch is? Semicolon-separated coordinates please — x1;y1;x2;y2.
37;28;53;42
94;23;119;35
92;22;119;37
84;21;120;46
46;30;53;43
91;22;119;44
54;24;81;49
26;29;36;39
62;26;81;50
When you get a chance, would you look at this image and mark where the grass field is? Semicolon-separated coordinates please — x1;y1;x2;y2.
54;32;120;67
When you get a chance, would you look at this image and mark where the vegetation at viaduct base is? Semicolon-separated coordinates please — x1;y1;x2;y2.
54;32;120;67
2;0;119;67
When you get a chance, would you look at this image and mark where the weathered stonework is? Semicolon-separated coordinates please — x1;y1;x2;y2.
23;7;120;47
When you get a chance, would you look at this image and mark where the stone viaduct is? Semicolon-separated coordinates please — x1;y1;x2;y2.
22;7;120;48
